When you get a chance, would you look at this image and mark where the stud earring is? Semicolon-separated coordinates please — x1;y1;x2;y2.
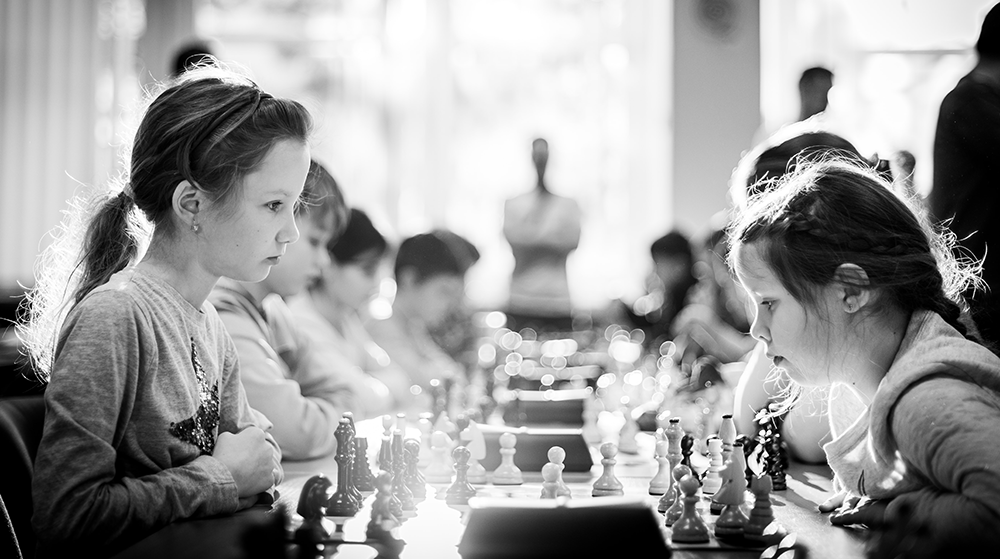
191;220;200;233
846;302;856;313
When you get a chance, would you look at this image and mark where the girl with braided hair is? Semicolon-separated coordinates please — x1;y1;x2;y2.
728;156;1000;552
20;64;311;556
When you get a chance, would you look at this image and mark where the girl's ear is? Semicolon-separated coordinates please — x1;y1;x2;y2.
172;180;206;231
834;263;871;313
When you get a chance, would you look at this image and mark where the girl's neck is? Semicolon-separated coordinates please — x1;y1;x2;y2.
840;306;910;404
137;237;217;308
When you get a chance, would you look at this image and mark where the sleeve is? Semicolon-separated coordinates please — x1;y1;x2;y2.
31;295;239;554
216;330;284;492
886;376;1000;550
215;303;345;461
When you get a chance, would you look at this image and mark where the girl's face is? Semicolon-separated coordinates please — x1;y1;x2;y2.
200;140;310;283
262;215;333;298
323;250;383;310
734;242;843;387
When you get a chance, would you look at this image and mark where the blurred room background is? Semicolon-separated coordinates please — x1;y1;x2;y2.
1;0;995;315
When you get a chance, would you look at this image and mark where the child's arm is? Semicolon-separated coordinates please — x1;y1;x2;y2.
217;307;346;460
886;375;1000;548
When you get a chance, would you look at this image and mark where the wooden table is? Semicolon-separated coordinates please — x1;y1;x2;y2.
114;427;866;559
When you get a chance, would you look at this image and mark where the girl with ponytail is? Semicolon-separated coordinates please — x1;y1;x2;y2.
20;64;312;556
728;156;1000;553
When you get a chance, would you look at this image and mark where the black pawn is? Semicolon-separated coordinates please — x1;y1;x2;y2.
367;471;404;557
326;419;360;516
353;437;376;492
391;430;415;511
446;446;477;505
403;439;427;498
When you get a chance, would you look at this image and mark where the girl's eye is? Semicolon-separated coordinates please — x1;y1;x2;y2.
266;201;283;212
760;300;774;310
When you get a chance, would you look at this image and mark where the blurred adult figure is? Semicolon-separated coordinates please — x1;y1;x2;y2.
797;66;834;122
929;2;1000;351
503;138;582;333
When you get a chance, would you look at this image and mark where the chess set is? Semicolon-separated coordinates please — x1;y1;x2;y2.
283;405;802;559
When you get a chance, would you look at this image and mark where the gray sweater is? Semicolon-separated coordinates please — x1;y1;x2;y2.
31;269;276;557
824;310;1000;548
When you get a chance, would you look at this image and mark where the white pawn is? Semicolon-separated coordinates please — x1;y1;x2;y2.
547;446;572;497
424;431;454;484
417;413;433;469
648;440;671;495
592;442;624;497
396;412;408;437
540;462;561;499
702;436;724;495
491;432;523;485
618;407;640;454
382;414;394;439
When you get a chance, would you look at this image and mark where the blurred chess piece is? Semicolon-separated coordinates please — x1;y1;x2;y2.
353;437;376;492
618;404;640;454
425;431;454;484
745;474;786;545
702;436;724;495
491;432;523;485
403;439;427;499
295;475;332;545
367;471;405;557
664;464;692;526
670;475;710;543
417;412;434;469
540;462;561;499
446;446;478;505
649;440;671;495
547;446;572;497
713;442;749;537
592;443;624;497
326;419;360;517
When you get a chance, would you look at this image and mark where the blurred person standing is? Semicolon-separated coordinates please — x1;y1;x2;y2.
502;138;582;333
929;2;1000;351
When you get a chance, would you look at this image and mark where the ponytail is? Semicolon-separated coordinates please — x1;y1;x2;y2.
73;191;141;304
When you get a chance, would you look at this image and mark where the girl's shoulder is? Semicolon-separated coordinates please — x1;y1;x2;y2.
72;268;208;329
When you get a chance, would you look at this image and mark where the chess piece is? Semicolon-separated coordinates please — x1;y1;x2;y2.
663;417;684;505
745;474;786;544
701;436;724;495
417;412;434;469
403;438;427;499
648;440;670;495
464;418;488;484
670;474;710;543
618;405;640;454
547;446;572;497
379;415;394;473
343;412;364;507
719;414;737;463
664;464;692;526
763;405;788;491
491;432;523;485
396;412;407;436
446;446;478;505
367;471;404;555
391;430;415;511
539;462;561;499
295;474;332;544
353;437;376;492
326;418;360;516
433;410;457;442
592;442;625;497
425;430;454;484
713;444;749;536
680;434;695;473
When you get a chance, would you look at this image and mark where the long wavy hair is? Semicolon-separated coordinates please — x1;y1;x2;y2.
18;63;312;379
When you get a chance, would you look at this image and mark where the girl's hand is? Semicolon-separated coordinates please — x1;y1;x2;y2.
829;496;889;529
818;489;852;513
213;427;281;498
